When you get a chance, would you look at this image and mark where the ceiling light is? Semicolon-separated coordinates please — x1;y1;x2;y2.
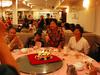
0;0;12;7
24;0;28;1
22;1;26;5
83;0;90;9
65;6;69;13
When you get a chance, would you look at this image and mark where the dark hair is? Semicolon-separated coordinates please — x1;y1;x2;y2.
8;27;16;32
69;23;75;32
75;26;84;37
64;23;70;30
0;64;19;75
76;24;81;28
50;19;57;25
47;13;50;17
34;32;42;37
28;15;31;18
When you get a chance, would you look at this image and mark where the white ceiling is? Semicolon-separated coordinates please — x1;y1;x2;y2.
16;0;82;9
18;0;60;9
17;0;99;10
1;0;100;11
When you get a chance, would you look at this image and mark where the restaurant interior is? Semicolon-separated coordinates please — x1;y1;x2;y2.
0;0;100;75
0;0;100;33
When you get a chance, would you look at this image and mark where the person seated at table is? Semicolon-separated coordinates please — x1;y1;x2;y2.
26;32;45;48
5;27;23;51
69;23;75;32
67;26;90;55
0;20;18;71
45;21;65;49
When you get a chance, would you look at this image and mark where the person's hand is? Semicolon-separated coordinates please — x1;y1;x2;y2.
57;45;62;52
89;66;97;75
86;62;97;75
9;36;19;47
13;36;19;43
58;42;63;50
35;41;42;48
10;36;18;44
45;35;50;43
14;36;23;49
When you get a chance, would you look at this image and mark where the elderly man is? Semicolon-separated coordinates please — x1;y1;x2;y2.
45;21;65;49
5;28;23;50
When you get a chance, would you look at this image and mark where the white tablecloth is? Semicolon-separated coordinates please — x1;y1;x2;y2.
12;47;100;75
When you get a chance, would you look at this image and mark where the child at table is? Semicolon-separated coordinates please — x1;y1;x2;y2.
26;32;45;48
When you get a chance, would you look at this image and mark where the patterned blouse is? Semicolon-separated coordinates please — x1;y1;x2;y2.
46;27;65;48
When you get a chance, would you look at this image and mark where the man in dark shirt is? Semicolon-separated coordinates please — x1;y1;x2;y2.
45;13;51;26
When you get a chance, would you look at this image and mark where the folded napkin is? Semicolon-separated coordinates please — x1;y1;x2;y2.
27;54;62;65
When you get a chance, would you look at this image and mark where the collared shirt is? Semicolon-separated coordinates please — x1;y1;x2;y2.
68;36;90;54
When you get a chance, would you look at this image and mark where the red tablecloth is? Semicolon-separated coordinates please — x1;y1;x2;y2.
27;54;62;65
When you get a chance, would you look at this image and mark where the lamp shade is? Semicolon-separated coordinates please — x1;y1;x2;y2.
0;0;12;7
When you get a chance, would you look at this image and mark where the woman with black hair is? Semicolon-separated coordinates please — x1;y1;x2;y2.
67;26;90;55
0;18;18;72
